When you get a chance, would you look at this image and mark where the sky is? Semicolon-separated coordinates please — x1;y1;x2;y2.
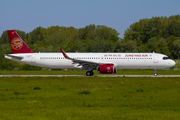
0;0;180;38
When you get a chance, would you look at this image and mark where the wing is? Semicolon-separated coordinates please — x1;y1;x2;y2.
60;48;101;70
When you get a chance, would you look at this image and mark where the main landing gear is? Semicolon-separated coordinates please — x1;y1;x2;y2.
154;69;157;76
86;71;94;76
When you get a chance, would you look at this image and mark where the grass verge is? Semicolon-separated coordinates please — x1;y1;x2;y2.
0;77;180;120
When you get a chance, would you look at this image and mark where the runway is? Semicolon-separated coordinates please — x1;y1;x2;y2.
0;75;180;77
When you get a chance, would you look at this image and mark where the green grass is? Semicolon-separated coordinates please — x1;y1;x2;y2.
0;77;180;120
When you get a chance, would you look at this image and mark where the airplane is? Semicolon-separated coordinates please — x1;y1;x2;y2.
4;30;176;76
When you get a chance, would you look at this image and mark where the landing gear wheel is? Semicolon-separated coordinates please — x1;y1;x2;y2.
86;71;94;76
86;71;91;76
90;71;94;76
154;69;157;76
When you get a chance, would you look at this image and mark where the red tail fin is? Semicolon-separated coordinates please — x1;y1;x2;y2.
7;30;34;54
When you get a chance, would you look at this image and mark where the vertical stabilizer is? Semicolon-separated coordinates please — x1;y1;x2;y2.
7;30;34;54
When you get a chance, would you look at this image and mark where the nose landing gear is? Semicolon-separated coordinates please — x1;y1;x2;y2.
154;69;157;76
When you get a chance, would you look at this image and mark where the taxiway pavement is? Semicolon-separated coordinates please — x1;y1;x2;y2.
0;75;180;77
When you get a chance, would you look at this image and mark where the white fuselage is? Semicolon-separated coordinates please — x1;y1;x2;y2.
5;52;175;70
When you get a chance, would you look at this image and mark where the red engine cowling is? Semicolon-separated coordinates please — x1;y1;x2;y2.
97;64;117;74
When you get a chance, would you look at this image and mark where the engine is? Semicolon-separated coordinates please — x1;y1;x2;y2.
97;64;117;74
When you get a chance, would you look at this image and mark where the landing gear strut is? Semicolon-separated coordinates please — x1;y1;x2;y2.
86;71;94;76
154;69;157;76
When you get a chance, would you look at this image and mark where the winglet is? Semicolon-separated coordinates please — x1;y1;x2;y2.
60;48;72;60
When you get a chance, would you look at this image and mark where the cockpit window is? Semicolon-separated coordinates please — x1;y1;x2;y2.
163;57;170;60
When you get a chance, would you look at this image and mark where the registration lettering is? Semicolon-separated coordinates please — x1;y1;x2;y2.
104;54;121;57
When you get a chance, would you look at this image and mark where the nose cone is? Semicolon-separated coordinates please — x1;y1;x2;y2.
171;60;176;67
167;60;176;68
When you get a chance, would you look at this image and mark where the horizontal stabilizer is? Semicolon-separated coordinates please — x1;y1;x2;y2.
5;54;24;60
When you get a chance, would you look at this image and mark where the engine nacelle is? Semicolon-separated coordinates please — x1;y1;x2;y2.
97;64;117;74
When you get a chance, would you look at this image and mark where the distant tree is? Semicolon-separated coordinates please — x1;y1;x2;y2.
109;35;119;42
0;30;9;44
78;24;119;41
96;25;119;40
161;20;180;38
28;26;42;44
155;38;170;56
115;40;138;52
142;37;158;52
78;24;96;40
172;38;180;58
124;15;180;45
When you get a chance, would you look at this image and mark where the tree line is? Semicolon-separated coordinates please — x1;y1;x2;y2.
0;14;180;70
